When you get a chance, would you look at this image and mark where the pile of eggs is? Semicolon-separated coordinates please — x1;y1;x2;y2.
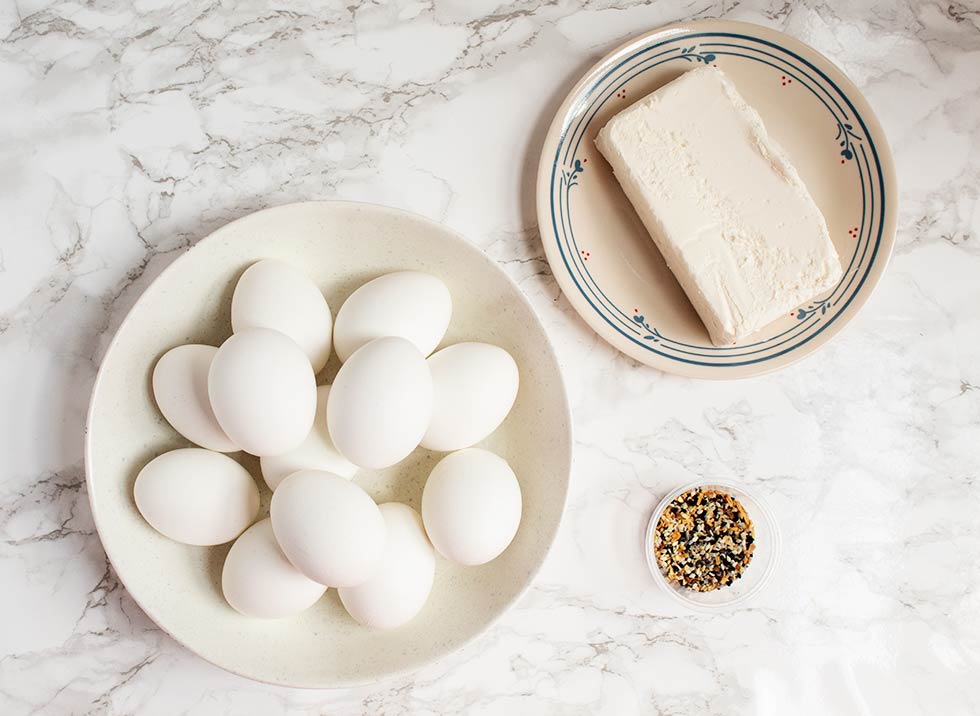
135;260;522;628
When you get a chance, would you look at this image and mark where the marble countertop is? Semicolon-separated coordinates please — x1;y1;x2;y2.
2;0;978;713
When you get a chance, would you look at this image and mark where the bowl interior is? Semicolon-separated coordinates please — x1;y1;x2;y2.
645;480;779;610
85;201;572;687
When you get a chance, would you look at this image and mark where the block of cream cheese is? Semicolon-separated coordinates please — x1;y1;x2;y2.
595;67;842;346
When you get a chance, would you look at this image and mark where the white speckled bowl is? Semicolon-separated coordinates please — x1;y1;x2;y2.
85;201;572;688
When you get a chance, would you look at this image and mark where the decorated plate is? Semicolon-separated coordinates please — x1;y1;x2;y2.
536;20;897;378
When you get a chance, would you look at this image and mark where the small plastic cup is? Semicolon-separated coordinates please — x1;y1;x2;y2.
645;479;780;611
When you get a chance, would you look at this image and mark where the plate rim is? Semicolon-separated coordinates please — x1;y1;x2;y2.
535;19;898;379
84;199;574;688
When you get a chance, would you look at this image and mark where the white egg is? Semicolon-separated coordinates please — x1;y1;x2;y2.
270;470;386;587
338;503;434;629
231;259;333;373
421;448;522;566
259;385;357;491
134;448;259;546
208;328;317;457
333;271;451;362
328;336;433;469
421;342;519;452
152;344;239;452
222;519;326;619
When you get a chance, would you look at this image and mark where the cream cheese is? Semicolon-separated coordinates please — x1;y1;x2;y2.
595;67;842;346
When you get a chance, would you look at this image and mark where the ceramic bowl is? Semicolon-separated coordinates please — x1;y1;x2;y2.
85;201;572;688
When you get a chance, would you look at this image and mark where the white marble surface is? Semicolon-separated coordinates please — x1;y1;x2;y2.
1;0;978;713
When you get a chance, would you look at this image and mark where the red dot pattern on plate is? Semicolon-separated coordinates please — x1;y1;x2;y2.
615;89;627;100
847;226;859;238
580;250;591;261
781;75;793;87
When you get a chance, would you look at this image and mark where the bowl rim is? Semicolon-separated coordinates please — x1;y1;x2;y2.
84;199;574;689
644;478;780;611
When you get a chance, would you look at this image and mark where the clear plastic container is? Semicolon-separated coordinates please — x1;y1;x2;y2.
645;479;780;610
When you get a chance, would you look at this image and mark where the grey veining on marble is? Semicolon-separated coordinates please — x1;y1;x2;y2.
1;0;978;713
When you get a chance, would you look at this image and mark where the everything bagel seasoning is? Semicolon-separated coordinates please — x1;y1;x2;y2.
653;487;755;592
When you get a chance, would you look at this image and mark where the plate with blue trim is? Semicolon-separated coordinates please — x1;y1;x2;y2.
536;20;896;379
